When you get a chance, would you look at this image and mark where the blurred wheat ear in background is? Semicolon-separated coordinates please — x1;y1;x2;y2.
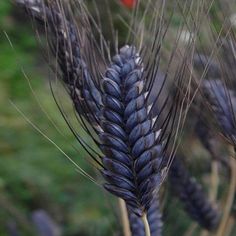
3;0;236;235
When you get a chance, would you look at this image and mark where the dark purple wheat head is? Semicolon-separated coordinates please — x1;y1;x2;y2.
128;197;162;236
99;45;163;216
193;12;236;148
16;0;102;130
15;0;197;223
202;79;236;146
169;157;221;231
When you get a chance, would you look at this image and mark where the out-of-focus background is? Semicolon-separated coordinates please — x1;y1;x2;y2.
0;2;119;235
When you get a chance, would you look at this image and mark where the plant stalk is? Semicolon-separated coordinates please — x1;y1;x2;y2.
142;213;151;236
118;198;131;236
216;156;236;236
209;160;219;202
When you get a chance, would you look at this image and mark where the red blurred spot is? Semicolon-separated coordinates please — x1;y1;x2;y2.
121;0;136;9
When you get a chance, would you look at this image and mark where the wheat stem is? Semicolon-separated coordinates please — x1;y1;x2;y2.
142;213;151;236
224;216;235;236
183;223;197;236
118;198;131;236
170;157;220;230
209;160;219;202
200;161;220;236
216;156;236;236
199;230;208;236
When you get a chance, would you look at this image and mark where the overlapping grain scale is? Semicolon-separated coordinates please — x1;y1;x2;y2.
128;198;163;236
48;10;102;125
169;157;220;231
100;45;163;216
202;79;236;144
16;0;102;127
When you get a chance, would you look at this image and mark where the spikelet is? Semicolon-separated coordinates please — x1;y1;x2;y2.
16;0;102;129
192;0;236;148
128;197;163;236
169;157;221;230
98;45;163;216
202;79;236;145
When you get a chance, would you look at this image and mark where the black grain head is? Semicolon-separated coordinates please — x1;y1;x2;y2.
192;2;236;147
170;157;221;231
128;197;163;236
99;45;164;216
201;79;236;146
15;0;199;217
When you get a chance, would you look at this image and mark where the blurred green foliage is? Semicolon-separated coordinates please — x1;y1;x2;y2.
0;2;116;235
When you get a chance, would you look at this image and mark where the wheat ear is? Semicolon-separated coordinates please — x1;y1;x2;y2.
169;157;221;231
99;45;163;216
202;79;236;146
128;197;162;236
15;0;102;129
